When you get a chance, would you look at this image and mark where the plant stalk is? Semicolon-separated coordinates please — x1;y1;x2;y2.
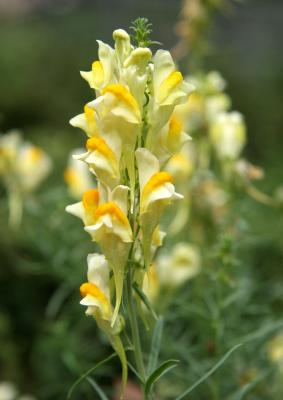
125;267;146;384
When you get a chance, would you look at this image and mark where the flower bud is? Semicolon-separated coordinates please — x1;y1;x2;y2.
113;29;131;64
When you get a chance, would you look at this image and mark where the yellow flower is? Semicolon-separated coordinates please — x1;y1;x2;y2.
69;104;98;138
267;332;283;365
66;187;100;226
87;83;142;200
123;47;152;108
166;152;194;183
80;40;115;92
142;264;160;304
146;50;194;149
210;111;246;160
80;253;127;391
153;50;193;107
136;148;182;266
89;83;141;125
153;113;191;163
84;185;133;325
80;253;112;320
157;243;201;287
0;382;18;400
173;71;231;134
0;131;51;192
136;148;182;213
17;144;51;192
205;93;231;122
75;134;121;190
88;201;132;242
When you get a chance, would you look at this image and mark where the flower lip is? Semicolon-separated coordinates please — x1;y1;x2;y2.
80;282;110;317
94;202;130;227
102;84;141;119
158;71;183;103
80;282;103;298
86;137;116;162
142;171;173;200
91;60;104;84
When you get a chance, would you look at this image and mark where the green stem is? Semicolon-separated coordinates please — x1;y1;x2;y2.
125;267;146;383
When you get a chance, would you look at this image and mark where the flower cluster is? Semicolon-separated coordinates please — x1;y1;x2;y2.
66;26;193;388
162;72;253;235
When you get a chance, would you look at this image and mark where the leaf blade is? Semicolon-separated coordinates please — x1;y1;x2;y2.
176;343;242;400
67;352;117;399
147;317;164;375
86;377;109;400
145;359;179;397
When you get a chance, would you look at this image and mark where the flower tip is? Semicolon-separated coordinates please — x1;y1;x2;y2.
65;204;73;214
69;116;78;127
175;192;184;200
79;70;87;78
113;29;129;41
124;47;152;68
132;47;152;57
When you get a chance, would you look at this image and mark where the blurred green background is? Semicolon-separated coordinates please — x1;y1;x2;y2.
0;0;282;399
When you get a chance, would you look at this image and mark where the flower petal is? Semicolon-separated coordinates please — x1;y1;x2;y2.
135;148;159;191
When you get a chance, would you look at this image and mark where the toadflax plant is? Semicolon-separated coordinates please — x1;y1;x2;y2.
66;19;194;399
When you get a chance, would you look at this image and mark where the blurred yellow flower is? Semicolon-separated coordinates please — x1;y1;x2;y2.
267;332;283;370
142;264;160;304
157;243;201;287
0;130;52;228
210;111;246;160
0;382;17;400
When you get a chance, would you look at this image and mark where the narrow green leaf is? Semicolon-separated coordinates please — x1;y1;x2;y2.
67;352;117;399
145;359;179;397
133;281;158;320
86;377;109;400
45;282;72;319
233;320;283;345
176;343;242;400
127;361;143;383
147;317;164;375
